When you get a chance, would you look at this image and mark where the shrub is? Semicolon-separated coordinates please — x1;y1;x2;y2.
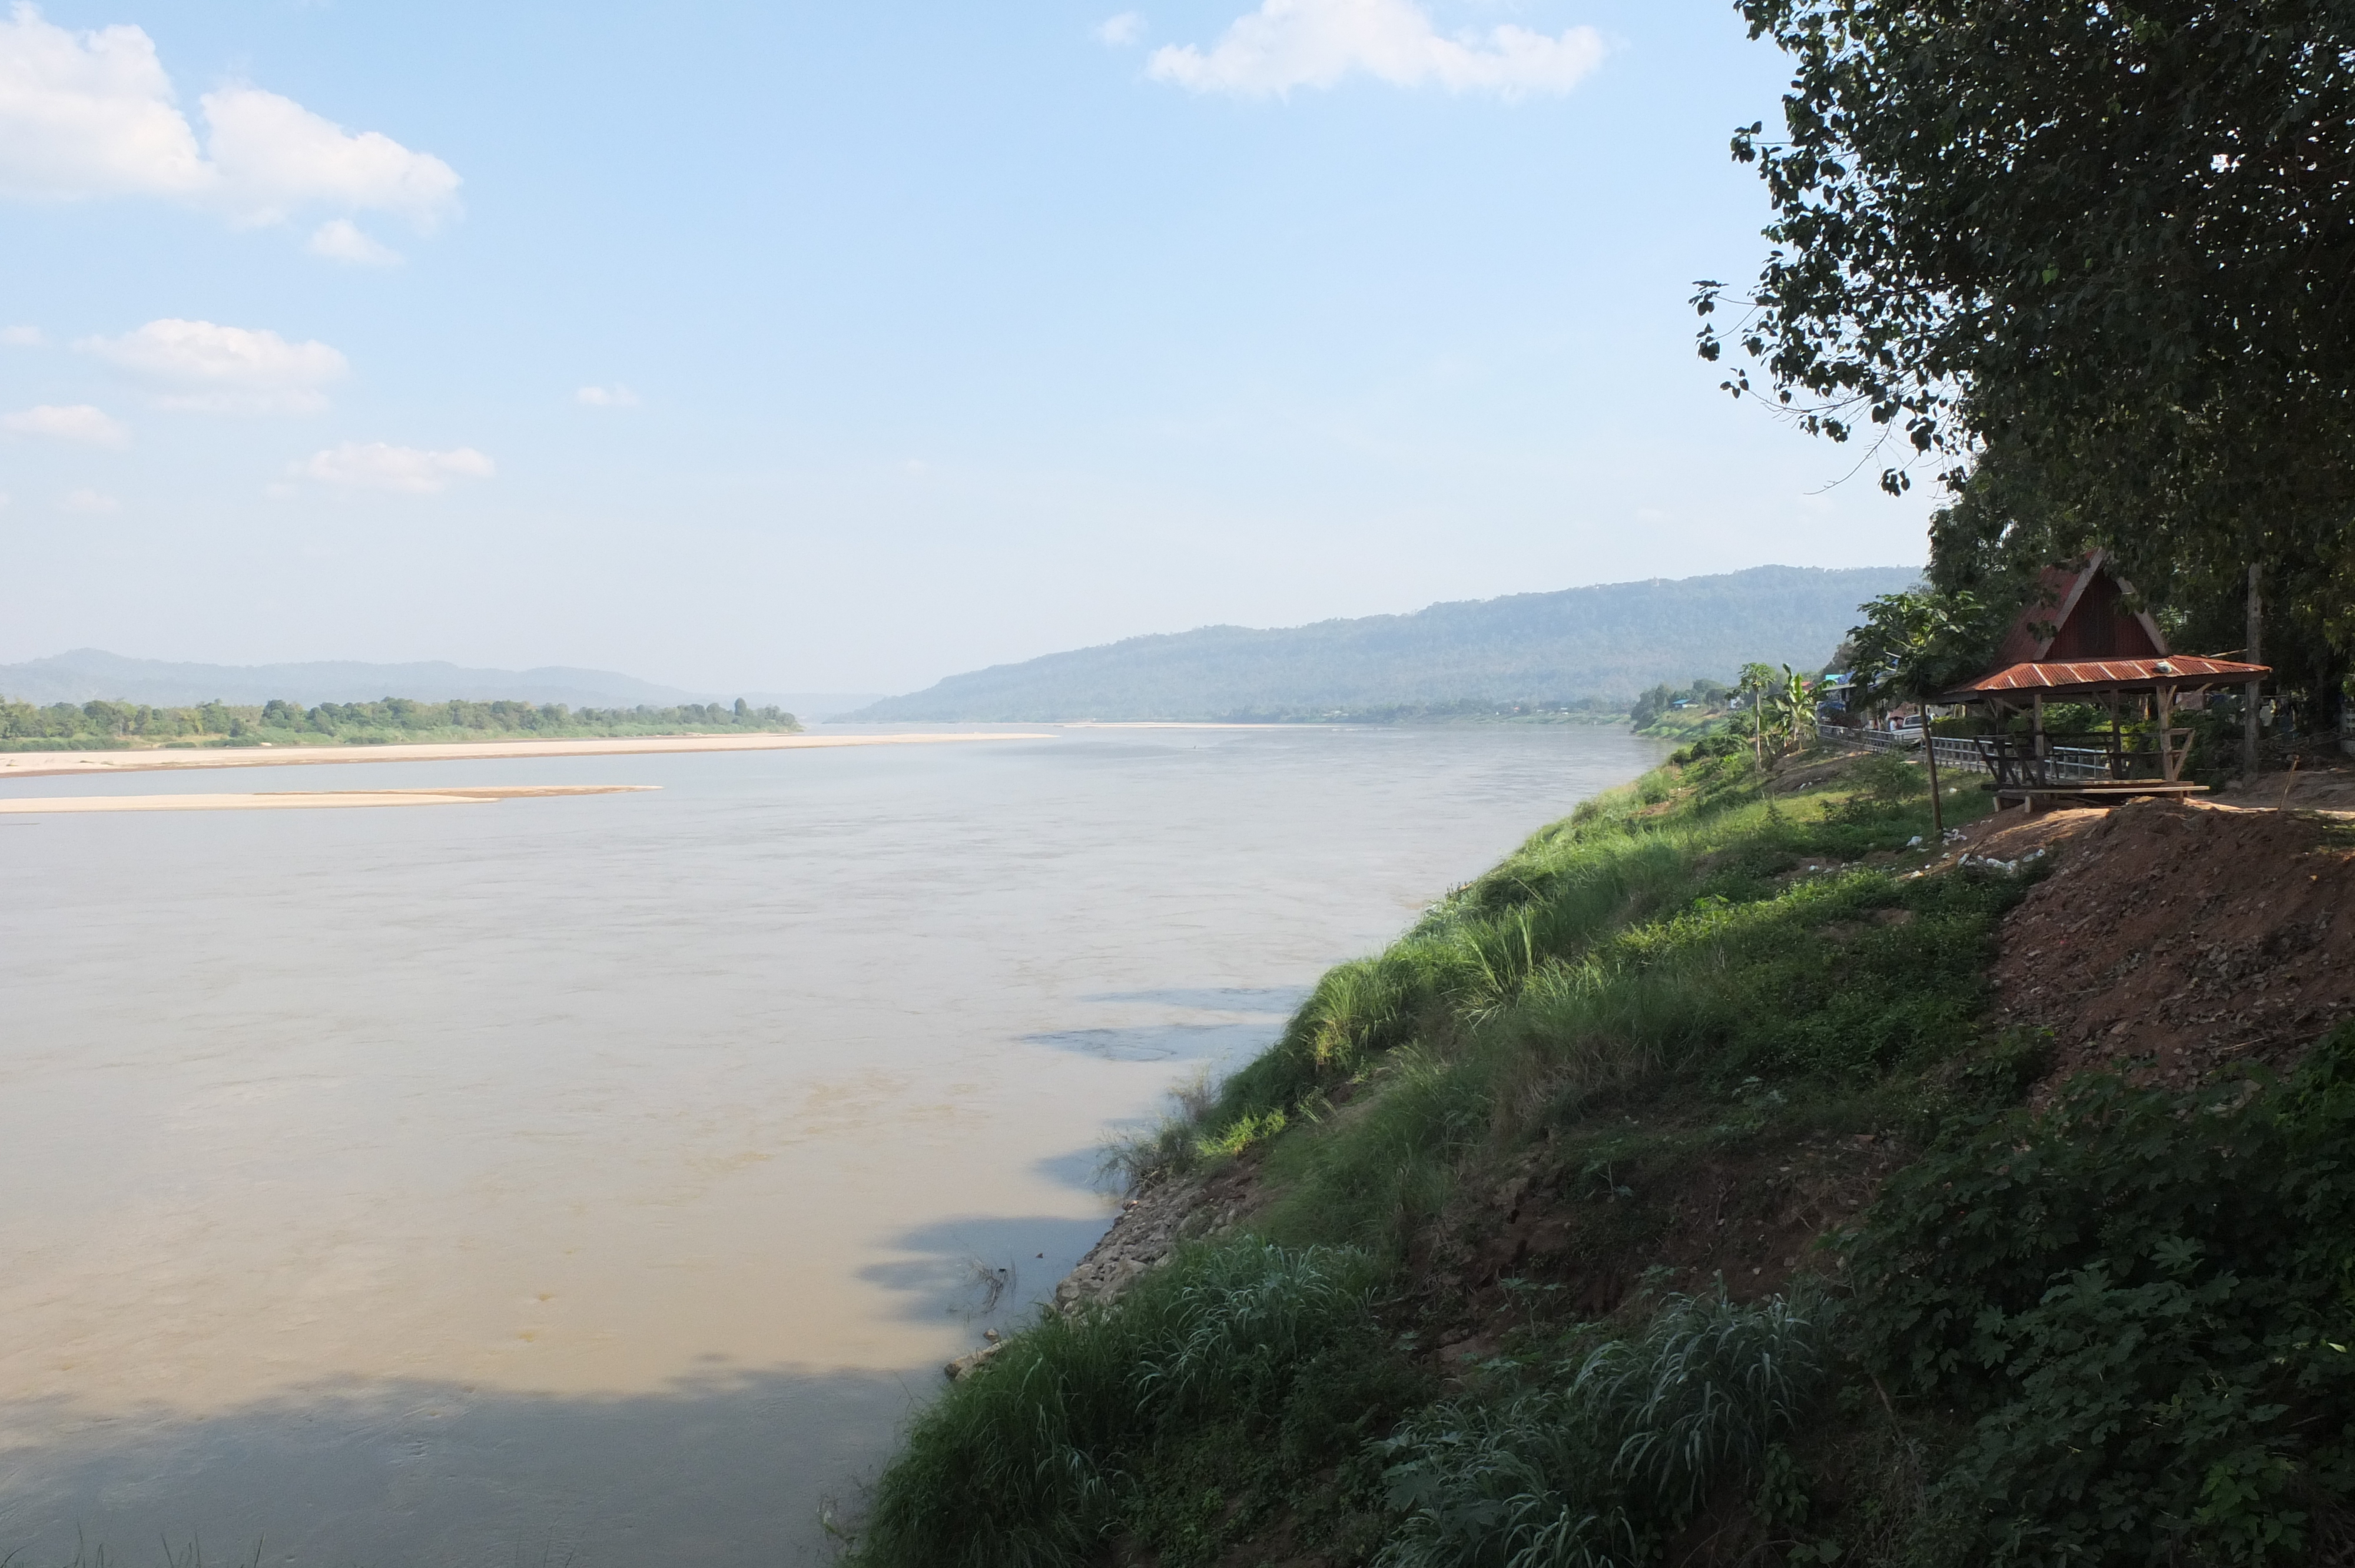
1844;1025;2355;1564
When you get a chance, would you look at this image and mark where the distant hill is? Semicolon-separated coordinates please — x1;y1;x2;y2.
0;649;708;709
850;566;1921;722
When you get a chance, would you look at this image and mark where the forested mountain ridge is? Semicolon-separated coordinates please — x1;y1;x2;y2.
850;565;1919;721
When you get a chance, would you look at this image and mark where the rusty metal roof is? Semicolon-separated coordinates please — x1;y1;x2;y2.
1943;656;2270;702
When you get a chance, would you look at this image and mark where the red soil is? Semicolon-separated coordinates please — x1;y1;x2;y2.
1982;796;2355;1093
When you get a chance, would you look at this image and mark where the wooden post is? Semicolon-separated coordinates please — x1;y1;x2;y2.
2244;563;2263;779
1923;703;1945;834
2155;685;2179;782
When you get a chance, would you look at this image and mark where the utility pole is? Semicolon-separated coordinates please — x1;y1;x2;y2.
1923;705;1943;835
2243;563;2263;780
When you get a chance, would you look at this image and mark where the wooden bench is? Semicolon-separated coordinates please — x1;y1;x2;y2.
1992;781;2209;813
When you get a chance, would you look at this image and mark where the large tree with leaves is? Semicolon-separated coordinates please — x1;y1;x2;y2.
1697;0;2355;702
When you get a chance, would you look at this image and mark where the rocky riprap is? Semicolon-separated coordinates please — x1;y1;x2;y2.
941;1166;1252;1380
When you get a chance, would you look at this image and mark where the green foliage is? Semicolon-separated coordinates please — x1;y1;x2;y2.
1833;750;1926;821
851;1241;1415;1568
1630;679;1734;735
0;694;799;749
1668;732;1747;768
1375;1286;1836;1567
1845;589;2005;710
1697;0;2355;692
1845;1026;2355;1563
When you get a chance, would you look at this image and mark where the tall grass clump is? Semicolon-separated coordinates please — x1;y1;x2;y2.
1375;1285;1837;1567
853;1240;1413;1568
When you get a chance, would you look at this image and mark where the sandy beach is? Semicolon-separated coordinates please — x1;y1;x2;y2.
0;730;1053;783
0;785;658;815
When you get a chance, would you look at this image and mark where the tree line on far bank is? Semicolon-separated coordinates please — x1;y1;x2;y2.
0;695;801;751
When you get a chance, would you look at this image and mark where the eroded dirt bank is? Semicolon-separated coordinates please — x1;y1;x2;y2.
1982;796;2355;1091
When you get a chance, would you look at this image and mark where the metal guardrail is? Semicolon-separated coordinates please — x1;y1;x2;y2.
1824;727;2119;782
1825;728;1985;775
2043;746;2116;782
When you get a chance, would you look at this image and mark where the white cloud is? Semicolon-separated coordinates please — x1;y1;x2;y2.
1097;12;1146;46
1147;0;1605;98
80;318;347;414
1;401;127;444
202;85;459;229
61;486;119;513
0;5;460;232
0;4;205;198
306;217;402;265
298;441;494;494
575;384;640;408
1;324;42;345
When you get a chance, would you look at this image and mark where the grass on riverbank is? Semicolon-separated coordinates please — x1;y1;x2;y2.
850;739;2355;1566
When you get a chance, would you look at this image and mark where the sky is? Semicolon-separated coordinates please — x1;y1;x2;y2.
0;0;1937;696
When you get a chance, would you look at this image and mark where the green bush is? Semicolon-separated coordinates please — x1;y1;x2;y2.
1670;732;1749;766
1845;1025;2355;1564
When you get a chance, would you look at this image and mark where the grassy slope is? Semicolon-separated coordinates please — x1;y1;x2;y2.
852;744;2355;1568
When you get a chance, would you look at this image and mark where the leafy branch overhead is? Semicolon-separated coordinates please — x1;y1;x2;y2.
1695;0;2355;668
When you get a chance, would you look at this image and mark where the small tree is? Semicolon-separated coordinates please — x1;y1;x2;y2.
1773;664;1821;752
1846;590;1998;832
1845;590;1996;716
1736;663;1779;765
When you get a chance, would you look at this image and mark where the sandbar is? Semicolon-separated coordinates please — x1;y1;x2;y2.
0;730;1054;782
0;785;659;814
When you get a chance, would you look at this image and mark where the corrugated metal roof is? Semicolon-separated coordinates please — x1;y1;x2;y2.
1944;656;2270;701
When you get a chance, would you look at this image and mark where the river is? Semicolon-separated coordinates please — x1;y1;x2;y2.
0;722;1668;1565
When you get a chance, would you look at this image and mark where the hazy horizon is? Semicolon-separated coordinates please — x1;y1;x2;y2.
2;560;1917;709
3;1;1933;696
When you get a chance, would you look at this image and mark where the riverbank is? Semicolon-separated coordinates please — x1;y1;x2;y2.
855;739;2355;1566
0;730;1054;782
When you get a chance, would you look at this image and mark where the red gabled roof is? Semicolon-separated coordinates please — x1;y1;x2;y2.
1991;552;2168;665
1945;656;2268;702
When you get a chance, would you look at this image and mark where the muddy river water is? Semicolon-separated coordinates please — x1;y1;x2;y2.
0;723;1667;1565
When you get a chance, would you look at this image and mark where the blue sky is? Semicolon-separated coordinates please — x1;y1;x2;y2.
0;0;1933;695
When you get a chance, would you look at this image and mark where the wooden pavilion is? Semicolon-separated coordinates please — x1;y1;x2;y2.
1937;553;2269;810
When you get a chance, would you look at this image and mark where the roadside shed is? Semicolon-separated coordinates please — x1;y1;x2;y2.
1938;553;2268;809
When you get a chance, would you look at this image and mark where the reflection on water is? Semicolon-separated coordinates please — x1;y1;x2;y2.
0;723;1667;1564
